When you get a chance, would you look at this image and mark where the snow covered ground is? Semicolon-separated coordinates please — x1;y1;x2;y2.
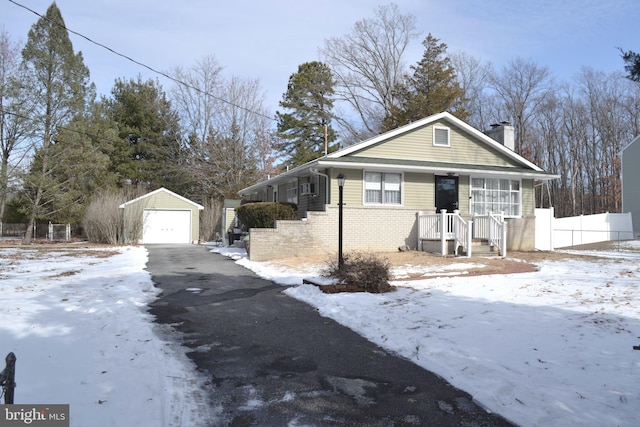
0;246;211;427
215;242;640;427
2;242;639;427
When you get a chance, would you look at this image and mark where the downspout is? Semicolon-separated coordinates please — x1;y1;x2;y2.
309;167;330;205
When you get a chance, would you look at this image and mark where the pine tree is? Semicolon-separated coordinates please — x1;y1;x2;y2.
620;48;640;82
105;77;183;189
276;61;337;168
19;2;93;242
38;101;119;223
383;34;467;131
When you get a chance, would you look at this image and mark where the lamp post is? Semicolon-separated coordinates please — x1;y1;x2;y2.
337;172;346;268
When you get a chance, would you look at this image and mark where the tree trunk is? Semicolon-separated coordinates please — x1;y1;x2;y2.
23;217;35;244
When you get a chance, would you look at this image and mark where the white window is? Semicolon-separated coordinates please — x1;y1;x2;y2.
364;172;402;205
433;126;450;147
471;178;521;216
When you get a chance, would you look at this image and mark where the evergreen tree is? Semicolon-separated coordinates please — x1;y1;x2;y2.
383;34;467;131
36;101;119;223
105;76;184;189
620;48;640;82
276;61;337;168
19;2;93;242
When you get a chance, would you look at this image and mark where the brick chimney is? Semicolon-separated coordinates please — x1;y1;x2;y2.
484;121;515;151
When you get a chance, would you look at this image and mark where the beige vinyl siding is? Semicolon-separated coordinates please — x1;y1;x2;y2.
403;172;433;208
457;175;470;213
522;179;535;216
351;120;516;168
331;169;364;207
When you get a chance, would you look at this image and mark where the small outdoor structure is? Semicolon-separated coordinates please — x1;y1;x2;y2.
119;187;204;244
221;199;242;246
239;112;558;261
621;135;640;238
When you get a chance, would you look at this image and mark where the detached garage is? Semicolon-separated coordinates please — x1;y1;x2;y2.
119;188;204;244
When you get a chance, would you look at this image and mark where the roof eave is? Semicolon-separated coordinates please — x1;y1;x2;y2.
317;159;559;180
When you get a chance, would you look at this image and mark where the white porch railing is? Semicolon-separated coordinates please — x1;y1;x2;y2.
488;213;507;256
472;212;503;239
473;213;508;256
418;210;472;257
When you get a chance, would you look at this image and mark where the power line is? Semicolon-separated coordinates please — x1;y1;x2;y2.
7;0;275;122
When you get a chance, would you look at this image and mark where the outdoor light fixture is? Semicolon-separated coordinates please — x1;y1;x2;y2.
337;172;346;268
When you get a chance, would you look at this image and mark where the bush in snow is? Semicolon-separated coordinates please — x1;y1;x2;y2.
325;252;393;293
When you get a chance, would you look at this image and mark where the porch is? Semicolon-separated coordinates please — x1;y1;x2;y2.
418;210;507;257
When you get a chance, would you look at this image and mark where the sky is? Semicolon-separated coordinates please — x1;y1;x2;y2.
2;241;639;426
1;0;639;117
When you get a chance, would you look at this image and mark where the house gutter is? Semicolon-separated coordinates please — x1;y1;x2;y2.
309;167;330;204
316;160;560;181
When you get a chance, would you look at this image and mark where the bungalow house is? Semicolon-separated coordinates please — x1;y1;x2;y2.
621;135;640;237
239;112;558;261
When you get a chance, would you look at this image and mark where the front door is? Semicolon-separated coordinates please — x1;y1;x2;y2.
435;175;459;213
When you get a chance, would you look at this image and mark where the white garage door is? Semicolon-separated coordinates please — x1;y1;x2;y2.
143;210;191;244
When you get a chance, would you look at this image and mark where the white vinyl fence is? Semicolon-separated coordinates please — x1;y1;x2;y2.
535;209;634;250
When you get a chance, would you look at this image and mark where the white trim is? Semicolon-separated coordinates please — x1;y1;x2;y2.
119;187;204;210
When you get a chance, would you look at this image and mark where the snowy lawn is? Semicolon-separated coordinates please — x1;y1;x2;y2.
0;246;210;427
214;242;640;427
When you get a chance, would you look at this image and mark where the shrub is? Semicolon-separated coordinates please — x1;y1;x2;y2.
235;202;297;229
324;252;393;293
82;187;146;244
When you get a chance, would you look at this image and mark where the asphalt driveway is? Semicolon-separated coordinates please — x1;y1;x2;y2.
146;244;515;427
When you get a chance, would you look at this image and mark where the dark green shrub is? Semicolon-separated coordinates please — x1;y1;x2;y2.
236;202;297;229
324;252;393;293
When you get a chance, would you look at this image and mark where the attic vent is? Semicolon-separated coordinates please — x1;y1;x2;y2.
433;126;450;147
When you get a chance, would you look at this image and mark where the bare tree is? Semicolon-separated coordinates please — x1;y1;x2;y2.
489;57;554;156
169;57;276;209
205;75;272;198
450;51;494;130
320;3;420;142
576;68;629;214
0;31;32;221
169;55;224;144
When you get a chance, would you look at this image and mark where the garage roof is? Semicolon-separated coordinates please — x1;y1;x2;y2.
119;187;204;210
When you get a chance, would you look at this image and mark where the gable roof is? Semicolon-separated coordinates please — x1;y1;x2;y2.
119;187;204;210
328;112;543;171
239;112;557;196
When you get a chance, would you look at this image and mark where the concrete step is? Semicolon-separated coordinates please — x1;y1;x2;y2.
463;240;500;256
